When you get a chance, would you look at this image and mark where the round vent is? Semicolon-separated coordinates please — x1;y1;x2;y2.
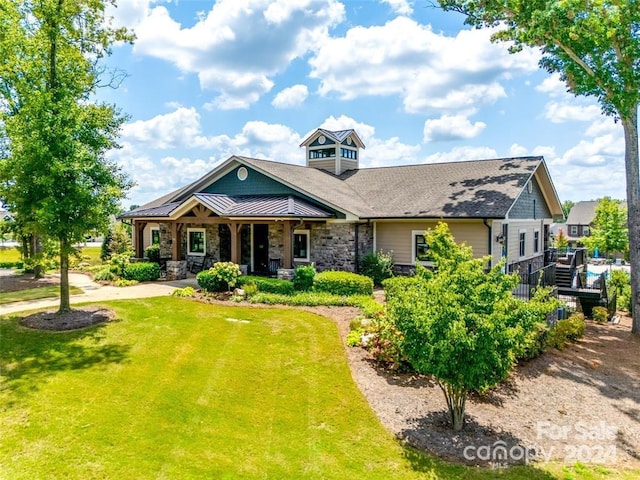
237;167;248;181
347;137;352;145
318;135;326;145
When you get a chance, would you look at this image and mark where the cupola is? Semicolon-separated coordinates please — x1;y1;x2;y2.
299;128;365;175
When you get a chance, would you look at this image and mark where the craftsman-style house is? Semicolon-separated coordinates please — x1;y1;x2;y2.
121;128;563;280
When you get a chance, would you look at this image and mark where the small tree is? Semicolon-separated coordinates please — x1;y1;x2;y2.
582;197;628;259
387;222;555;430
555;229;569;250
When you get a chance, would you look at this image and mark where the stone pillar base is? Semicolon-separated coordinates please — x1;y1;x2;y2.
166;260;187;280
277;268;295;281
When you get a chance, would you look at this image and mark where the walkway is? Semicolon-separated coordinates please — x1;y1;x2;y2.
0;271;198;316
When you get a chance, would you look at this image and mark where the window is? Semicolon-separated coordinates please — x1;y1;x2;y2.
534;230;539;253
340;148;357;160
412;231;432;265
151;228;160;245
570;225;578;236
583;226;590;236
309;148;336;159
187;228;206;256
293;229;310;261
519;231;526;257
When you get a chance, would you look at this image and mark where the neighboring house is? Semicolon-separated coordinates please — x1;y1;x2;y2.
121;128;564;280
564;200;598;247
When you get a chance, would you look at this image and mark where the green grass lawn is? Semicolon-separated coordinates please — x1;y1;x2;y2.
0;297;635;479
0;285;84;305
0;245;102;266
0;245;21;263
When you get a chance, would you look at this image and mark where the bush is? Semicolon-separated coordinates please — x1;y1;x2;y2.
197;262;241;292
172;286;195;297
115;279;138;287
314;271;373;296
102;223;132;261
609;269;631;312
94;267;116;282
548;313;586;349
516;323;549;361
367;316;410;371
293;264;316;291
592;306;608;323
346;328;366;347
382;276;420;302
359;250;394;287
248;291;383;314
241;282;259;297
237;275;294;295
145;244;161;262
0;261;23;269
109;251;133;277
124;262;161;282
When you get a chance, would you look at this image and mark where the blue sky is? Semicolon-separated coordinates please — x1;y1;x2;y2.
100;0;627;209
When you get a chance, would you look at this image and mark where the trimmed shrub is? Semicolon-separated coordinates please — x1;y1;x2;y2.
241;282;259;297
109;251;133;277
314;271;373;296
592;306;608;323
0;261;23;269
548;313;586;349
145;244;161;262
359;250;394;286
124;262;161;282
609;269;631;312
115;279;138;287
237;275;295;295
197;262;241;292
293;264;316;291
516;323;549;361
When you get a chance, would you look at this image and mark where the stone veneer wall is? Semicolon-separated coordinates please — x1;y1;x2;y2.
268;223;284;262
307;222;374;272
157;222;220;260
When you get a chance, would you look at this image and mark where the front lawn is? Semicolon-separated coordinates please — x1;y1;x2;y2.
0;298;594;478
0;246;21;264
0;285;84;305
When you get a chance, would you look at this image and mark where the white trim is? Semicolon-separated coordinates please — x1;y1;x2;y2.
293;229;310;262
570;225;578;236
412;230;434;267
373;221;377;252
187;227;206;256
250;224;255;273
518;229;526;258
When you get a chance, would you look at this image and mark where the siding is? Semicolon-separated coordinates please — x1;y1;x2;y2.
503;219;547;265
375;220;490;265
142;222;159;250
509;177;552;219
308;159;337;172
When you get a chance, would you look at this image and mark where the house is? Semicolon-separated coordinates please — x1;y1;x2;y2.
120;128;564;280
564;200;598;247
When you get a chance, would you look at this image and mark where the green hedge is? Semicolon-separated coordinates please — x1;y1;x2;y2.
248;291;383;315
196;270;224;293
314;271;373;296
382;276;420;302
237;275;295;295
124;262;161;282
0;261;23;269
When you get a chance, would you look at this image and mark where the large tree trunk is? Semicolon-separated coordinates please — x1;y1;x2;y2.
438;381;467;431
622;111;640;334
58;236;71;313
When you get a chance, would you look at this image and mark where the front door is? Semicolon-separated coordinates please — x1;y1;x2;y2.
253;224;269;273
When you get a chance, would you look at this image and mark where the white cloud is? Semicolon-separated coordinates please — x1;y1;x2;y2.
535;74;569;98
132;0;345;109
423;114;486;142
424;146;499;164
543;102;602;124
309;17;538;114
509;144;528;157
121;106;214;149
381;0;413;15
272;84;309;109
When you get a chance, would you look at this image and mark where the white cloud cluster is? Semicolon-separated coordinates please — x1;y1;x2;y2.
381;0;414;15
272;85;309;108
310;17;538;115
423;114;486;142
131;0;344;109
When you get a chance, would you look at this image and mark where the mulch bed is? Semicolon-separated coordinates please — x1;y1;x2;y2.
19;306;116;331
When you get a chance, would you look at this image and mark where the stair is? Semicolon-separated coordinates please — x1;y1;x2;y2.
556;266;573;288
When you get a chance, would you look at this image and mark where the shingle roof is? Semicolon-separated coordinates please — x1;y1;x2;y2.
565;201;598;226
126;155;548;221
342;157;541;218
120;201;182;218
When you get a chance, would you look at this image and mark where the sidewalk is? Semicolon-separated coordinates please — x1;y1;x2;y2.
0;272;199;316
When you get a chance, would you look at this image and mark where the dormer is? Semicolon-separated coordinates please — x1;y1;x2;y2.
300;128;365;175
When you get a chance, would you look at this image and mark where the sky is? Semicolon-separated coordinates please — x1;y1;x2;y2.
98;0;629;210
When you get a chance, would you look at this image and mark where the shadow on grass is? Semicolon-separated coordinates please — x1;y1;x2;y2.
401;441;557;479
0;316;129;403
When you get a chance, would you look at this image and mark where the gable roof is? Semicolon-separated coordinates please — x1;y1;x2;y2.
126;155;562;221
565;201;599;226
300;128;366;149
